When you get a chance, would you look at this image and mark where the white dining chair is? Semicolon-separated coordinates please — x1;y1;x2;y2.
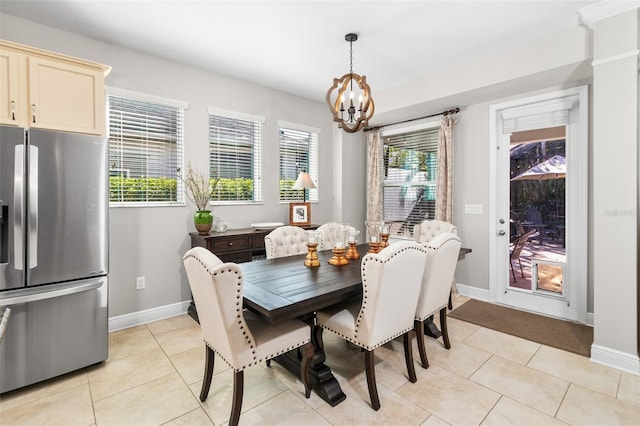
315;222;356;251
413;219;458;309
264;225;309;259
315;241;428;410
414;232;462;369
183;247;313;426
413;219;457;243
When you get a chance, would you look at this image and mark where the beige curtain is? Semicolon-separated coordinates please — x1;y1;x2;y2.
366;130;383;222
436;115;457;222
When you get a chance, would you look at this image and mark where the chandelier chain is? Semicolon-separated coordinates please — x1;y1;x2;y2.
349;39;353;74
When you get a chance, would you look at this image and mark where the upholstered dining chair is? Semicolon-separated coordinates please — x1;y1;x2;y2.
413;219;457;243
182;247;313;426
413;219;458;309
315;241;428;410
264;225;309;259
315;222;356;251
414;232;462;369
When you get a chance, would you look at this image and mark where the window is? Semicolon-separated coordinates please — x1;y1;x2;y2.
279;122;319;202
382;126;439;236
107;88;187;205
208;108;264;203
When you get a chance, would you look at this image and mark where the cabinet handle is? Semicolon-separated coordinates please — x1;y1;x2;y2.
228;242;234;247
31;104;36;123
10;100;15;120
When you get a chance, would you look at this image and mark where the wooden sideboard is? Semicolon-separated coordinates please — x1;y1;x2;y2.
188;225;318;321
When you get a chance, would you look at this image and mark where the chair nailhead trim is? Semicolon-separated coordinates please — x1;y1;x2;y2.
417;304;447;321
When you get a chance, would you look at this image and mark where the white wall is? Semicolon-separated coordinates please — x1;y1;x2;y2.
0;14;350;317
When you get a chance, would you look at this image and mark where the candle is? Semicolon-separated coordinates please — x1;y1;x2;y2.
335;242;344;249
348;236;355;243
371;236;379;243
308;236;317;244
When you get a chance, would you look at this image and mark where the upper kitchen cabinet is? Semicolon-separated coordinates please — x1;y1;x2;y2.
0;40;111;136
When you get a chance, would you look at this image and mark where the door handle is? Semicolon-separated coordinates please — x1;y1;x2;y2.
28;145;39;269
14;146;24;270
498;230;506;236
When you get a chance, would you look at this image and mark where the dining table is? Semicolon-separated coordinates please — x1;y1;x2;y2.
239;243;471;406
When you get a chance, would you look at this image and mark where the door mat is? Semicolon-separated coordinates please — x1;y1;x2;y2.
448;299;593;357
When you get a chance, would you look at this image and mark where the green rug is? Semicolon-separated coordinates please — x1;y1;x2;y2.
448;299;593;357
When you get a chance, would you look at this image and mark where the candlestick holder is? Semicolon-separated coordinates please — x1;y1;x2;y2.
346;241;360;260
328;247;349;266
368;241;382;254
380;232;390;248
304;242;320;267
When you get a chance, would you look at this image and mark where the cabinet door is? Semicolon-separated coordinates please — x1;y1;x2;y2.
28;57;105;136
0;50;21;126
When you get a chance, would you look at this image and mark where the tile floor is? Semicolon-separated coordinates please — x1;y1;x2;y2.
1;296;639;426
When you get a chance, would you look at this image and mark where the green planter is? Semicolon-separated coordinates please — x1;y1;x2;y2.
194;210;213;235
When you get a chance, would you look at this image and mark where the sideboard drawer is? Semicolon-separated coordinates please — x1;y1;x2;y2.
218;251;253;263
212;236;250;253
252;234;265;249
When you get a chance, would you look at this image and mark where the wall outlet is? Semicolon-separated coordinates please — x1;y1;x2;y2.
136;276;145;290
465;204;484;215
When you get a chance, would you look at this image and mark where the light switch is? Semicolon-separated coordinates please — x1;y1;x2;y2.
465;204;483;215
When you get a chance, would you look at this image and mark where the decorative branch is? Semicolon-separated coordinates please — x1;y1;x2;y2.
177;163;220;211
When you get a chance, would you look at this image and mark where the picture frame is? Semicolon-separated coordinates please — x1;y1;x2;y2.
289;202;311;226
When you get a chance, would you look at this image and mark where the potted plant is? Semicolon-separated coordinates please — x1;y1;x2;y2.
178;163;220;235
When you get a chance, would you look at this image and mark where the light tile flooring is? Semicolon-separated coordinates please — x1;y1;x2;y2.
1;296;639;425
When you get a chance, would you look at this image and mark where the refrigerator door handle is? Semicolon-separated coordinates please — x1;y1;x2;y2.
0;279;103;306
13;146;24;271
28;145;38;268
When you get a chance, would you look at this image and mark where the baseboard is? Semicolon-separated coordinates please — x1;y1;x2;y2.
455;282;491;302
591;344;640;375
108;300;191;332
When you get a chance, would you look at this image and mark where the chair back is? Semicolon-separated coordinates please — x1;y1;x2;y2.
415;232;462;321
264;226;308;259
413;220;457;243
357;241;427;348
510;229;536;260
316;222;356;251
182;247;255;369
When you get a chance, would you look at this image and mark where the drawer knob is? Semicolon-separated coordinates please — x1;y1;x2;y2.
228;242;233;246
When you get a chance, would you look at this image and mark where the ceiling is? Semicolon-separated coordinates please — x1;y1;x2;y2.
1;1;597;105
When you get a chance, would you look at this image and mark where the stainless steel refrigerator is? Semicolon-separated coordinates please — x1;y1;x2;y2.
0;126;108;393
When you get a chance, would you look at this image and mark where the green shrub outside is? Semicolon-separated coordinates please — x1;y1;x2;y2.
110;176;299;202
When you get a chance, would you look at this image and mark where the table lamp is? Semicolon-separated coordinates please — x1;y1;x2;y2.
291;171;316;202
290;172;316;226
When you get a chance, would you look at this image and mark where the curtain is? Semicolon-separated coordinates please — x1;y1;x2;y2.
366;130;383;223
436;115;457;222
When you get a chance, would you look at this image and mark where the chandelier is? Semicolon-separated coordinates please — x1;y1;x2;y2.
326;33;374;133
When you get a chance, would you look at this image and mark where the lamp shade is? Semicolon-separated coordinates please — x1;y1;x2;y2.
291;172;317;190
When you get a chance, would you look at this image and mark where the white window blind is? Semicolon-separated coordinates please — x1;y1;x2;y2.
279;125;319;201
383;128;439;236
208;110;264;203
107;92;185;205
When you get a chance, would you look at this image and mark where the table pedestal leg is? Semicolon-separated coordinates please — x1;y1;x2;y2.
273;324;346;406
423;315;442;338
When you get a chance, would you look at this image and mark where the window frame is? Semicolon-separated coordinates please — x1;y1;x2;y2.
278;121;319;203
107;87;188;207
207;107;265;205
381;120;440;238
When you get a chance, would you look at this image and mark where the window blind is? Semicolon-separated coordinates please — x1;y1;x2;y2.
279;126;319;201
209;113;263;202
383;128;439;235
108;94;184;205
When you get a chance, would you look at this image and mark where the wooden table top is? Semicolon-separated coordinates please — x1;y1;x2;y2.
241;245;367;324
241;244;471;325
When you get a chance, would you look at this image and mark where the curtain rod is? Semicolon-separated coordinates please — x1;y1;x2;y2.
363;107;460;132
